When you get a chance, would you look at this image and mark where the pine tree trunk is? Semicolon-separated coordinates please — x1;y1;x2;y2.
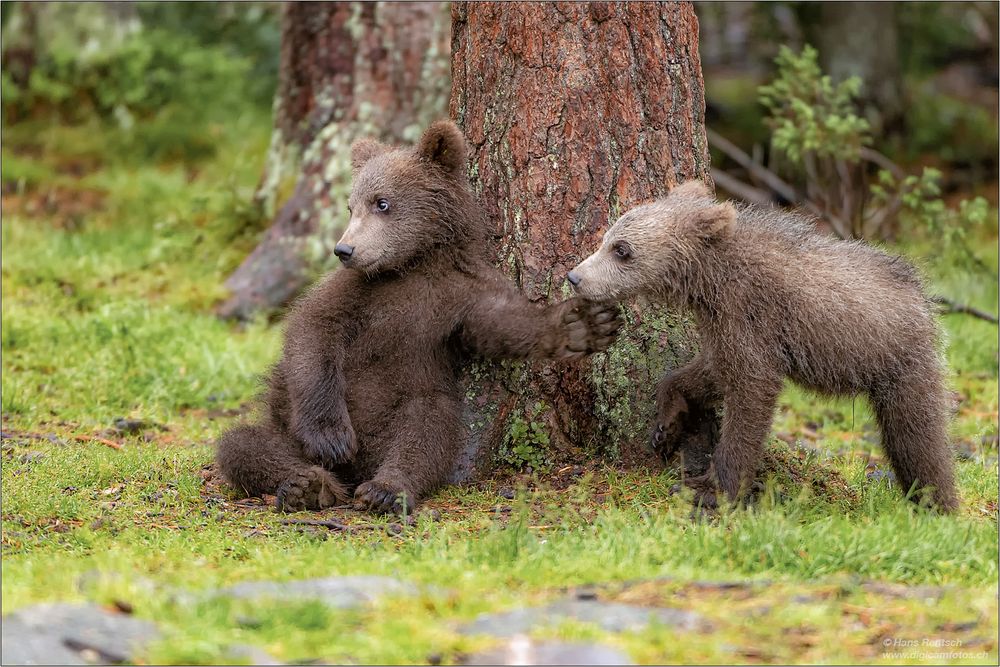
450;1;712;479
220;1;450;320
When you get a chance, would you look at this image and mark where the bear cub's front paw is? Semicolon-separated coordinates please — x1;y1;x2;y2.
557;299;622;359
681;471;720;516
353;479;413;515
296;418;357;468
275;466;349;512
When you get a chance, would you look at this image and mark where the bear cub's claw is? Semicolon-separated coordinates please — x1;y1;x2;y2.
275;466;348;512
650;418;686;457
649;422;669;454
354;479;412;515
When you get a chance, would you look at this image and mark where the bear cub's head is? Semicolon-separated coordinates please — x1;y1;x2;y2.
336;120;478;276
568;180;737;302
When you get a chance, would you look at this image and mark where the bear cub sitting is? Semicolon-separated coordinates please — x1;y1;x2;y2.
217;121;620;514
568;180;957;511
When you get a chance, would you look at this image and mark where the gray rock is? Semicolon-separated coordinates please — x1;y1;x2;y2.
461;599;704;637
861;581;946;600
1;618;88;665
218;575;417;609
865;468;896;483
223;644;284;665
1;603;159;665
465;636;633;665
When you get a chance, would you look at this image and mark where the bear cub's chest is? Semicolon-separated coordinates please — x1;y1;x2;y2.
348;275;459;352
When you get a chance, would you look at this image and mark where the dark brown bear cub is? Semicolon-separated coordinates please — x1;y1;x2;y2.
217;121;619;514
568;180;958;511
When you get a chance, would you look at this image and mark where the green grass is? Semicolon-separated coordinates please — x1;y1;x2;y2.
2;114;997;665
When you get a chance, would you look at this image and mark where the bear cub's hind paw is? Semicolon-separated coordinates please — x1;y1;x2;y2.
275;466;349;512
354;479;413;515
682;472;721;515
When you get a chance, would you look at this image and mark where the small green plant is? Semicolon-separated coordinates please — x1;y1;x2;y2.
871;168;992;269
498;401;551;472
5;30;250;124
758;44;871;164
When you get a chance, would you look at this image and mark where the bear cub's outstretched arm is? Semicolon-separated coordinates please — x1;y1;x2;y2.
459;273;620;361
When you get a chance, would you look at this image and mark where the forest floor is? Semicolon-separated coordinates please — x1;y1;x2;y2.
2;114;998;665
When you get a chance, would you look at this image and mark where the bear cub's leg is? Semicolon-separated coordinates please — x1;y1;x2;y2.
353;395;465;514
869;372;959;511
217;423;350;512
673;402;720;478
650;390;720;479
710;380;783;502
651;354;721;463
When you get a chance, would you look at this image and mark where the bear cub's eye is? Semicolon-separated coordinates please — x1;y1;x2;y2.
375;198;391;213
612;241;633;260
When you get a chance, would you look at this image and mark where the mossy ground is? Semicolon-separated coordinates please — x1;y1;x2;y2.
2;114;997;665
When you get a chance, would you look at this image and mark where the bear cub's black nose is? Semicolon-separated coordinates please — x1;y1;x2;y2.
567;271;582;286
334;243;355;261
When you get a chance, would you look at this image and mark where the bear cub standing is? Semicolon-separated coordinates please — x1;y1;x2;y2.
217;121;620;514
568;180;957;511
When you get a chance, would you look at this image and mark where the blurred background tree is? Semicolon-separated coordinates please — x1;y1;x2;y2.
216;2;450;320
697;1;997;277
697;1;998;192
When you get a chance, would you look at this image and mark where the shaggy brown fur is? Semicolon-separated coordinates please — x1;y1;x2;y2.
217;121;620;514
568;180;958;511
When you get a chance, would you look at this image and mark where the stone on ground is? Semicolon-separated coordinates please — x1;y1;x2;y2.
465;635;633;665
1;603;159;665
217;575;418;609
461;598;704;637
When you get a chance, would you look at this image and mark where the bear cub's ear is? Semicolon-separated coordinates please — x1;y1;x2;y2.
351;138;388;173
671;180;712;199
417;120;468;178
693;201;737;238
671;180;735;238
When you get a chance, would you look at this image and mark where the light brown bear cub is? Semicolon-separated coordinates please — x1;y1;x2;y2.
568;180;958;511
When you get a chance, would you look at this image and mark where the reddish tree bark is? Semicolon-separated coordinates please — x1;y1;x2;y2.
451;1;712;477
220;1;449;320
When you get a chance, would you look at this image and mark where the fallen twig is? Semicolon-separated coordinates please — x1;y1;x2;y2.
710;168;773;205
708;128;802;205
932;296;999;324
279;518;376;532
708;128;852;233
72;434;123;450
859;147;905;177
